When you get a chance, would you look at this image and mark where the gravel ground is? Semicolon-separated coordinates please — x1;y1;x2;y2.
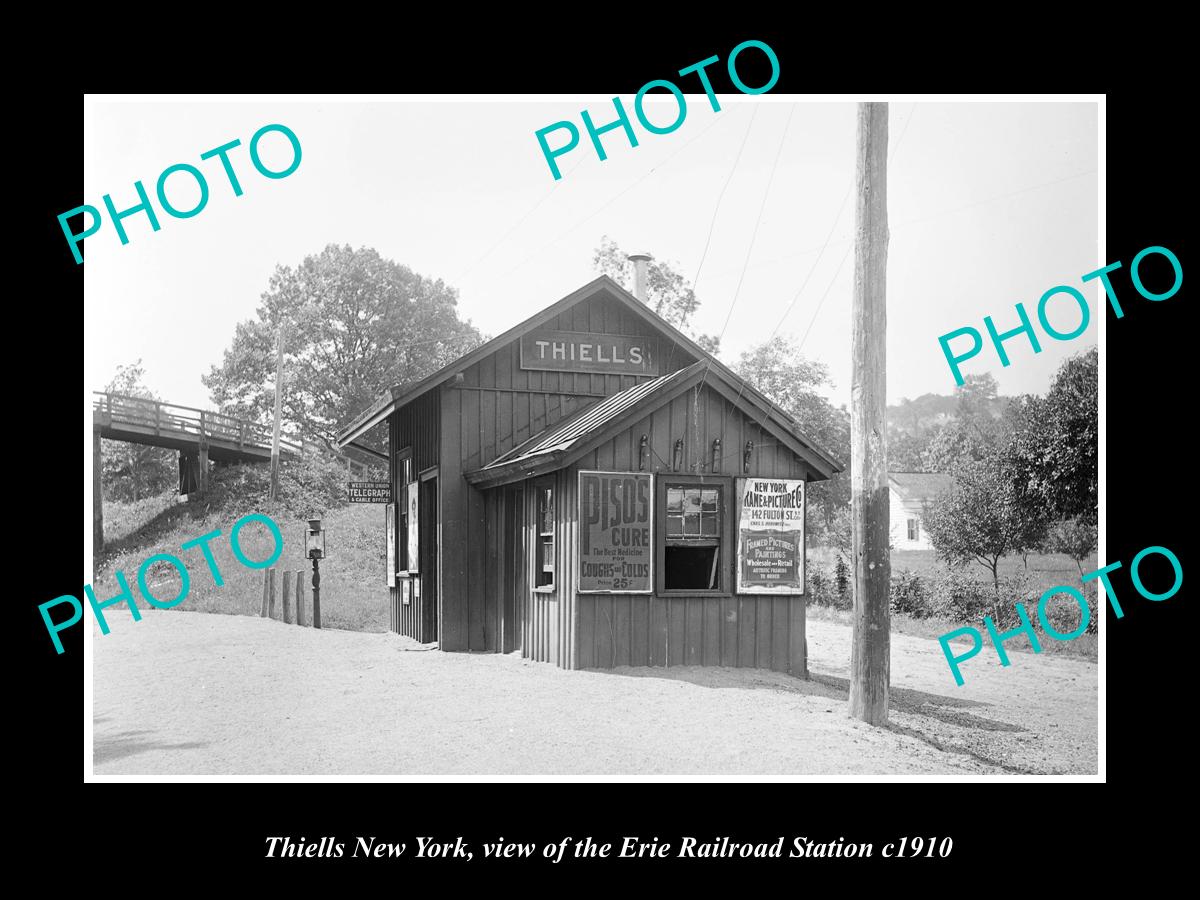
92;610;1097;776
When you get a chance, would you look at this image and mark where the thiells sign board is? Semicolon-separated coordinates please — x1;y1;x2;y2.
520;330;659;376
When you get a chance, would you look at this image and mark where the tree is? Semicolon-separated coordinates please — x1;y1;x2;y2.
895;397;919;435
1005;347;1098;524
887;392;957;436
593;237;721;352
101;361;177;502
1046;515;1098;577
920;419;992;472
888;429;930;472
732;336;851;547
923;453;1046;608
834;553;850;601
955;372;1000;426
203;245;484;452
918;372;1009;473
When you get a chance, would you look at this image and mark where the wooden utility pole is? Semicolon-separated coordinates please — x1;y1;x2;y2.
269;319;286;501
848;102;891;725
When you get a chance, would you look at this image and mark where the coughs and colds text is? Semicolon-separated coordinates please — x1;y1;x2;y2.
578;471;653;592
265;835;952;862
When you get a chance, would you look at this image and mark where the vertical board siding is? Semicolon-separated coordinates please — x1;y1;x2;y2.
525;478;555;666
439;385;468;651
384;285;818;679
566;379;815;676
437;289;698;660
584;388;808;483
614;597;631;667
738;598;756;667
484;490;500;652
466;481;487;650
519;469;579;667
574;594;809;675
388;394;439;642
576;595;811;672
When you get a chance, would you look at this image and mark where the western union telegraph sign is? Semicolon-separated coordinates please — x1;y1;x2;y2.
348;481;392;503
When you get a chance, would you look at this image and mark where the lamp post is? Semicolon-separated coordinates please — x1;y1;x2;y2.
306;516;325;629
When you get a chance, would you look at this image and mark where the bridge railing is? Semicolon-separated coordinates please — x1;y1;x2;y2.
92;392;302;454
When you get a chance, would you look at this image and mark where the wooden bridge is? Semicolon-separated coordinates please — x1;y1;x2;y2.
93;392;301;461
92;391;301;553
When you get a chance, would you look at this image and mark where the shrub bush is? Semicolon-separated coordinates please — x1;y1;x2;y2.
917;567;1097;637
974;571;1098;638
205;452;351;520
889;569;927;618
806;565;830;608
989;571;1039;631
924;569;996;623
277;452;353;516
1035;582;1098;638
808;563;852;611
834;555;850;602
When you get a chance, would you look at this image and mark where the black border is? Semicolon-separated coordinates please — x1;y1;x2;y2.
27;20;1188;887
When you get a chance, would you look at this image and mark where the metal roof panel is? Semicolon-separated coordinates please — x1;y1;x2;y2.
483;363;702;470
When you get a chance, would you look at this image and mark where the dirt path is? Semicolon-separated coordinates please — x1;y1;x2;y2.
92;610;1097;776
806;623;1097;774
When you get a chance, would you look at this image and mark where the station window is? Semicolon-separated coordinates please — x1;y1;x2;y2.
660;481;726;593
907;518;919;542
536;482;555;589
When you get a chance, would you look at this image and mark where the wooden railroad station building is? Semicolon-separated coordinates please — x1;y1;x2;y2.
336;266;841;676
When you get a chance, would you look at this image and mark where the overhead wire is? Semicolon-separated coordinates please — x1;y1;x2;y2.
492;111;737;284
452;156;588;283
782;103;927;379
717;102;917;469
711;104;795;353
710;112;855;455
660;104;761;373
685;104;794;464
451;103;1087;478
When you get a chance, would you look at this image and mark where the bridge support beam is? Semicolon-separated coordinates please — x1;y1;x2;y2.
198;442;210;493
93;428;104;558
179;450;201;496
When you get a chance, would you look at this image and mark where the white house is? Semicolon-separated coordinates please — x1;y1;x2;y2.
888;472;953;551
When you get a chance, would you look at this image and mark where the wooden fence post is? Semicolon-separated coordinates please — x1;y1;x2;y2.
312;560;321;630
282;570;293;624
295;573;306;626
268;568;277;619
260;569;269;617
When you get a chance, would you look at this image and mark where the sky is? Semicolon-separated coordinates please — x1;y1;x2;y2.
83;97;1098;412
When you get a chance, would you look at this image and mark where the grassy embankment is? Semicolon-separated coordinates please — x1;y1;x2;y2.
95;488;390;633
103;493;180;543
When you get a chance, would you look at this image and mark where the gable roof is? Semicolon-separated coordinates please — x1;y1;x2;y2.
467;364;702;487
466;360;842;489
888;472;953;502
490;364;701;468
336;275;797;448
